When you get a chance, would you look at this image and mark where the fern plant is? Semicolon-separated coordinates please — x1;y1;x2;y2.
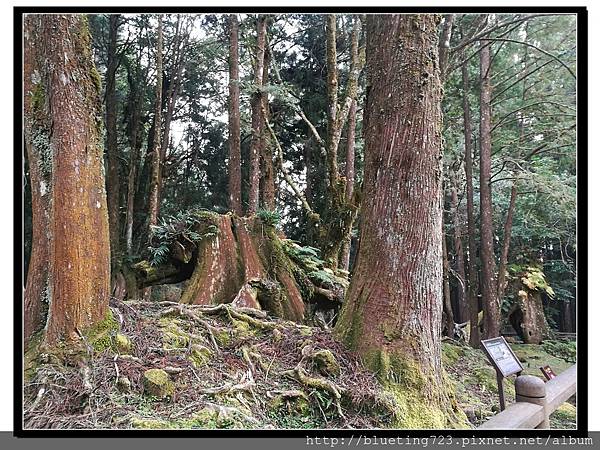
147;209;218;266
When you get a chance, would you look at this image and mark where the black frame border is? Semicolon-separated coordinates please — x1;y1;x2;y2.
13;5;588;439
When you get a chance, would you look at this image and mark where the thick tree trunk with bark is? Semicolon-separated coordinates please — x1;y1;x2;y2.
24;15;111;346
23;139;50;346
228;14;242;216
479;43;500;339
462;62;480;348
106;14;121;270
247;15;267;215
148;15;164;230
334;14;465;428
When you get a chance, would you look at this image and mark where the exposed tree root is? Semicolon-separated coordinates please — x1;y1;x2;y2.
24;299;391;430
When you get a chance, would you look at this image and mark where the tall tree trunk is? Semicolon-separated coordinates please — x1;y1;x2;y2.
157;17;188;203
335;14;464;428
450;171;467;322
319;15;362;269
479;43;500;339
442;227;455;336
125;61;144;255
325;14;339;189
148;15;164;230
462;62;480;348
247;15;267;214
260;42;275;210
339;97;357;272
339;16;361;272
228;14;242;215
438;14;454;81
23;140;50;346
106;14;121;271
24;15;111;346
496;183;518;303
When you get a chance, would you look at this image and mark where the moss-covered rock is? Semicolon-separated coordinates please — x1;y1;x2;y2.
85;311;120;353
116;376;131;393
159;317;190;349
130;417;171;429
232;319;255;340
143;369;174;398
189;344;213;368
311;349;340;377
115;333;132;354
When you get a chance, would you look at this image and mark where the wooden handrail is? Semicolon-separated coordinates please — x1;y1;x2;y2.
477;364;576;429
478;403;544;429
546;364;577;412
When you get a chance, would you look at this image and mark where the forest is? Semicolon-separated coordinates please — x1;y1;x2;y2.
22;12;577;430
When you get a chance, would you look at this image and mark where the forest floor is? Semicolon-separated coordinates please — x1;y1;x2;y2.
23;298;576;430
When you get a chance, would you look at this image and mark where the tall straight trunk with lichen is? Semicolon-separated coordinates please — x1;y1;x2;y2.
247;15;267;215
462;61;480;348
148;14;164;231
106;14;121;271
24;14;111;346
334;14;465;428
479;43;500;339
228;14;242;216
318;15;361;269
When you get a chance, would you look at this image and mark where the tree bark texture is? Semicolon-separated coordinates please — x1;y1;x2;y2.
479;43;500;339
24;14;111;346
442;229;455;336
339;97;357;272
247;15;267;215
450;172;467;322
335;14;464;428
462;62;481;348
325;14;339;189
148;15;164;230
106;14;121;269
260;41;276;210
496;183;518;304
125;58;145;255
228;14;243;215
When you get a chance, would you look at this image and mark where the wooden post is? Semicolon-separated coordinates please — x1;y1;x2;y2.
497;371;506;411
515;375;549;429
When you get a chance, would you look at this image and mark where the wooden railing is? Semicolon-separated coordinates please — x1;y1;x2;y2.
478;364;577;429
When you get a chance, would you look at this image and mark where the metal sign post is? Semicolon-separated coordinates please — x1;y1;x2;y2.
481;336;524;411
